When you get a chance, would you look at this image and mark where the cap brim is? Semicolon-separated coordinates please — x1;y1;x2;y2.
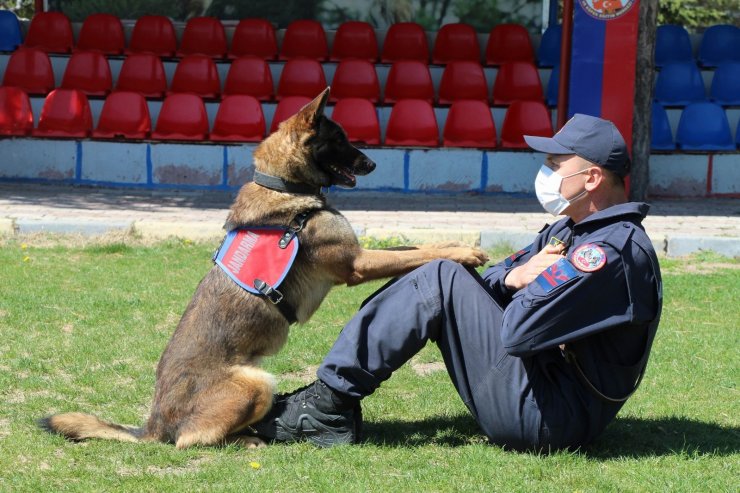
523;135;573;155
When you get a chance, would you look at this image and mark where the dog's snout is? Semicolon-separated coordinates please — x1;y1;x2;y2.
354;155;376;176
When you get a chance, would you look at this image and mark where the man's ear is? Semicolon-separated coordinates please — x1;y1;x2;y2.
584;166;604;192
297;87;330;127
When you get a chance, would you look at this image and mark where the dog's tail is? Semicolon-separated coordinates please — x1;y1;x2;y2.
39;412;145;443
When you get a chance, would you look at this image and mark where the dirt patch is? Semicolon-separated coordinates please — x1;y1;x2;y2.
281;365;319;384
411;361;446;376
666;262;740;274
0;418;10;439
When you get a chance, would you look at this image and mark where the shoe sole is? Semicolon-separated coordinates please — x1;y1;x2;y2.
274;413;356;447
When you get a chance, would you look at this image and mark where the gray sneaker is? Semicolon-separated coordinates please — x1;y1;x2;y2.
251;380;362;447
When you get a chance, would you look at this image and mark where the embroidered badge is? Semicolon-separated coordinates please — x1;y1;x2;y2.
504;243;532;267
535;258;580;293
570;243;607;272
214;228;299;294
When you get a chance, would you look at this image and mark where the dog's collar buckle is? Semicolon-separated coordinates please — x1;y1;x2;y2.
254;279;284;304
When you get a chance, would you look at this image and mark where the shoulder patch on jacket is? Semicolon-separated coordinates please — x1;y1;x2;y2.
535;258;580;293
504;243;532;267
570;243;607;272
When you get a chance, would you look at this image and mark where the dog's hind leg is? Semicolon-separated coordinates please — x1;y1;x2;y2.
174;366;275;449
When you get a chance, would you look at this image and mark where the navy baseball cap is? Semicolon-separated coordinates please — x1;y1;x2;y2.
524;114;631;177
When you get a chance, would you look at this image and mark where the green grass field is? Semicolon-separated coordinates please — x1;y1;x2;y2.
0;237;737;492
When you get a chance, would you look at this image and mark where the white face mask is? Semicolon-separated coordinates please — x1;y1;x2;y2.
534;165;589;216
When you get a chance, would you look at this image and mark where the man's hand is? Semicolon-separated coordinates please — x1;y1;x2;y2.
504;243;566;290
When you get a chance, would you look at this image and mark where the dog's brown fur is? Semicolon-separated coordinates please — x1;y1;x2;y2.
40;88;489;449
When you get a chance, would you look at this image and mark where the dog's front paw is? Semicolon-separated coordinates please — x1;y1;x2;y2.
441;247;489;267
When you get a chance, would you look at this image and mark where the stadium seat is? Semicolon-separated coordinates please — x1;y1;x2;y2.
486;23;535;65
492;61;543;105
381;22;429;63
210;94;265;142
330;98;380;145
2;47;55;95
443;99;497;148
126;15;177;57
537;24;561;67
92;91;151;139
151;93;209;141
229;18;278;60
500;100;553;148
438;60;488;105
75;13;125;55
650;101;675;150
276;58;327;100
177;16;227;58
655;24;693;67
270;96;312;133
0;86;33;136
698;24;740;67
168;55;221;99
0;10;23;51
383;60;434;104
329;59;380;103
32;88;92;138
331;21;379;62
546;65;559;106
710;62;740;106
23;11;73;53
223;56;274;101
279;20;328;61
60;51;112;97
654;61;706;106
432;23;481;65
385;99;439;147
115;53;168;99
675;101;735;150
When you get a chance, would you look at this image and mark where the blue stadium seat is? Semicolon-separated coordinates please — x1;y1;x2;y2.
698;24;740;67
651;102;675;150
676;102;734;151
655;25;693;67
710;62;740;106
654;62;706;106
0;10;23;51
538;24;561;67
546;65;559;106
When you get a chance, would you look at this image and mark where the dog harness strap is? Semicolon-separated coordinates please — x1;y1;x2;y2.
254;278;298;324
279;211;311;249
253;170;322;195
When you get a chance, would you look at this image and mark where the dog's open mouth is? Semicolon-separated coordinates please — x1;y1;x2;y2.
327;164;357;187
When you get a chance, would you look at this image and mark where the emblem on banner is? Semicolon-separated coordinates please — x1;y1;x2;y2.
578;0;635;20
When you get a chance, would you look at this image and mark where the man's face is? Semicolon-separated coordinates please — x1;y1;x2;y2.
544;153;593;202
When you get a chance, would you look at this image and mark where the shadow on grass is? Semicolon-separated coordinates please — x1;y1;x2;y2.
362;415;740;457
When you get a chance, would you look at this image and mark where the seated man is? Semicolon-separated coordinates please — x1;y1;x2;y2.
252;114;663;450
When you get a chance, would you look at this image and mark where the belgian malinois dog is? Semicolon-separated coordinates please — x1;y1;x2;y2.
40;88;489;448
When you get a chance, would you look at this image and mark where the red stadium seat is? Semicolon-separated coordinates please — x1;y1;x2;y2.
115;53;168;99
229;18;278;60
223;56;274;101
279;20;328;61
432;23;481;65
75;13;125;55
177;16;227;58
276;58;327;100
443;99;497;148
385;99;439;147
61;51;112;97
381;22;429;63
151;93;209;141
93;91;151;139
126;15;177;57
438;60;488;105
500;100;553;148
168;55;221;99
331;98;380;145
210;94;265;142
329;59;380;103
0;87;33;136
486;23;535;65
492;61;543;105
24;11;73;53
270;96;312;133
32;88;92;138
331;21;379;62
2;48;55;95
384;60;434;104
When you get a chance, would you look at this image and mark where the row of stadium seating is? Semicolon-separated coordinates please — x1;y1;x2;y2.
655;61;740;106
2;86;739;150
655;24;740;68
0;11;560;67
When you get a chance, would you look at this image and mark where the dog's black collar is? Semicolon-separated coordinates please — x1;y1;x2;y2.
253;171;323;195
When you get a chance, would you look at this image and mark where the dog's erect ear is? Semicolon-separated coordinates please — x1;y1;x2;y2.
297;87;330;127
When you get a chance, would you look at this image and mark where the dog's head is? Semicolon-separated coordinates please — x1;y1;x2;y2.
253;87;376;188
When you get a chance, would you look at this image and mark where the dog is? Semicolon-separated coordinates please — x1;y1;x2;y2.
40;88;489;449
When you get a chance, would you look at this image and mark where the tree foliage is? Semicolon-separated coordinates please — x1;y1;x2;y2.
658;0;739;30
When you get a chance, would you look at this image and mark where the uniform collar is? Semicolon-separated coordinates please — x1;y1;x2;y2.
571;202;650;230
